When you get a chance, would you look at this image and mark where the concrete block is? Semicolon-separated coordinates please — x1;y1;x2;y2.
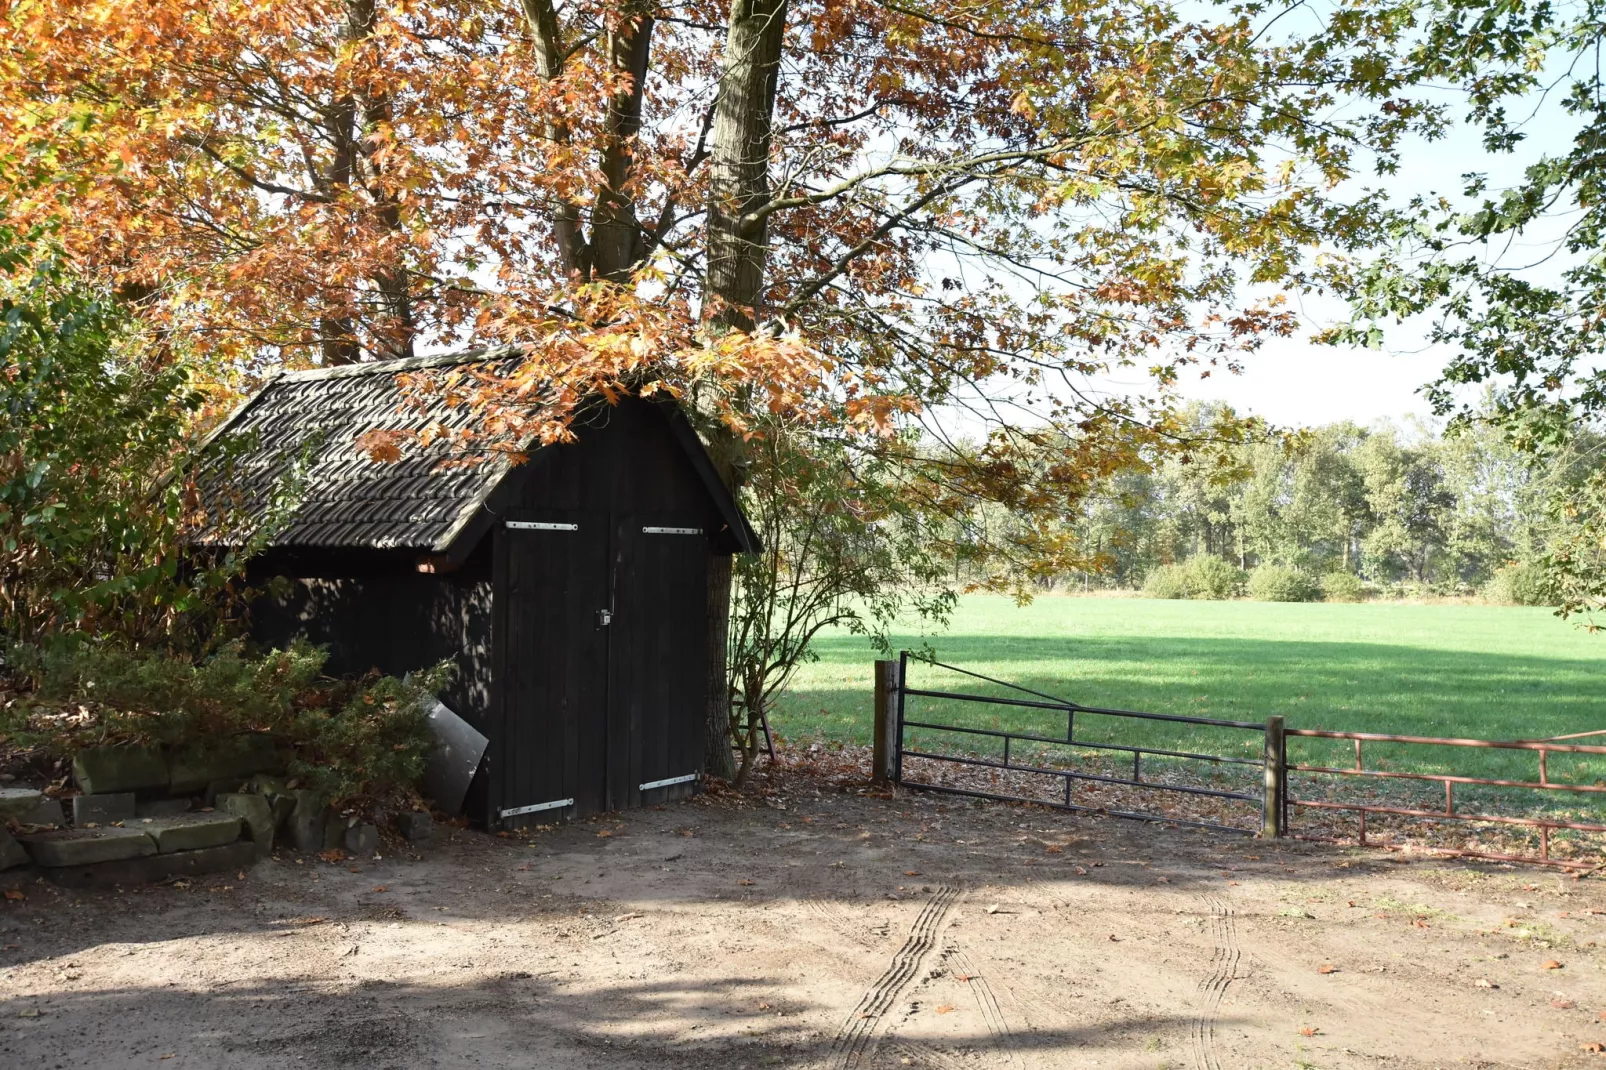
19;827;156;867
139;814;243;854
168;736;284;794
0;827;29;871
322;816;347;850
71;746;168;796
395;811;433;843
0;788;46;821
217;794;273;858
269;794;295;829
41;840;256;890
71;793;136;826
284;790;328;851
343;823;379;856
203;778;249;808
136;798;192;818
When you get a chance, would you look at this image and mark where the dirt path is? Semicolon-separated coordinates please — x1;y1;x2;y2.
3;767;1606;1069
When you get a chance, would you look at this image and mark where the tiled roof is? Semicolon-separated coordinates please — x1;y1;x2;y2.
194;348;524;552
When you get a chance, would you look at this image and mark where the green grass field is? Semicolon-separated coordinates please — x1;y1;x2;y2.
772;596;1606;796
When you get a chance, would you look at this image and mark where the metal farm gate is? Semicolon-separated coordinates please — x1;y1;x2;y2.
877;652;1282;835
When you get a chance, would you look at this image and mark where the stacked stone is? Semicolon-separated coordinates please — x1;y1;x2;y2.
2;736;434;888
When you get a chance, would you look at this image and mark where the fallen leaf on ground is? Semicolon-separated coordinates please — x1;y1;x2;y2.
985;904;1000;914
318;849;345;863
1474;979;1498;989
955;974;975;982
935;1004;955;1014
1318;964;1337;975
3;889;23;902
904;870;920;876
17;1009;38;1018
1553;999;1576;1008
737;878;754;886
1298;1026;1320;1037
1545;960;1566;970
370;886;388;893
596;830;612;838
1583;1041;1605;1053
1156;876;1170;884
1044;846;1062;854
1073;866;1088;876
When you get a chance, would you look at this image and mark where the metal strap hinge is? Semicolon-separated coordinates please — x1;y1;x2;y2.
506;521;579;532
639;773;698;791
500;798;574;818
642;526;702;535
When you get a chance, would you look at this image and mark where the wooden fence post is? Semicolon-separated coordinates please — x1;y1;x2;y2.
1262;715;1286;837
872;659;900;785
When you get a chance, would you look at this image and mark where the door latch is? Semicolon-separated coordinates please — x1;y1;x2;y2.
597;609;613;627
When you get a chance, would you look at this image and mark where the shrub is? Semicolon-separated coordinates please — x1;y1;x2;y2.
1;639;450;808
1247;564;1318;602
1180;554;1244;600
1142;555;1245;599
1142;563;1190;599
1482;562;1554;606
1320;571;1367;603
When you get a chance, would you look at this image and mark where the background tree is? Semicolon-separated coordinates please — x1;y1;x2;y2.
3;0;1437;768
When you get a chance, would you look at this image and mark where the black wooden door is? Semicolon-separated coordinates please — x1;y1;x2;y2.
607;516;710;810
498;512;611;821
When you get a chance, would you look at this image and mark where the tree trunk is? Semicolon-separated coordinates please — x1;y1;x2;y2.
699;0;788;778
704;551;736;779
591;10;654;282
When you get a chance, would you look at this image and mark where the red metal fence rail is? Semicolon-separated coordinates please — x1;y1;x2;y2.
1283;728;1606;869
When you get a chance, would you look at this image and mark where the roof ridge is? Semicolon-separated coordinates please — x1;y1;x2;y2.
278;344;527;383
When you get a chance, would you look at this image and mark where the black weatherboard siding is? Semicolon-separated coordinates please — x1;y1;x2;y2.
198;349;756;827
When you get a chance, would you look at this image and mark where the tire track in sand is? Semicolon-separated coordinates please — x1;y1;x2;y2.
944;945;1020;1066
1189;894;1241;1070
827;885;959;1070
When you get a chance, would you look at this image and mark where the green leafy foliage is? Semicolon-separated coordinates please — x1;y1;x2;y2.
1142;555;1244;600
1248;565;1319;603
1481;562;1553;607
2;639;448;808
0;242;253;646
1142;563;1190;600
1320;571;1368;603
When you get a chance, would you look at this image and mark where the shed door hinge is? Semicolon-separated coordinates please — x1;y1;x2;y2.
500;798;574;818
506;521;579;532
642;526;702;535
639;773;698;792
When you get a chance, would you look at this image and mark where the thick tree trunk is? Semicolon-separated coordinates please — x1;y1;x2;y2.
591;12;654;282
704;552;736;780
700;0;788;778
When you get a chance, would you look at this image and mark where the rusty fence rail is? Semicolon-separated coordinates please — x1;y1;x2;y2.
1282;728;1606;869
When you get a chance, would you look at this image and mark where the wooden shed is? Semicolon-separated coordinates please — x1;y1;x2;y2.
196;348;757;827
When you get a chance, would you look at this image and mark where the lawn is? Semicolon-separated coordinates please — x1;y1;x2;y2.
771;596;1606;813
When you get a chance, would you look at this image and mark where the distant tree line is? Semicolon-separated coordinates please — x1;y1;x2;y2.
1062;402;1603;604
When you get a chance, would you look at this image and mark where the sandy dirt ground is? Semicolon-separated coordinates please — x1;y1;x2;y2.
4;764;1606;1070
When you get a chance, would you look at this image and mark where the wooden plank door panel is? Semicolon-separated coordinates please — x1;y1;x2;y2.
609;516;710;810
498;512;610;823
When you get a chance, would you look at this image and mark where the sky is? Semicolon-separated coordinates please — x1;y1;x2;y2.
1148;63;1583;431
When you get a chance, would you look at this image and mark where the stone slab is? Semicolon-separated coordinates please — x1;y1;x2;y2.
139;814;242;854
0;828;28;871
2;793;63;828
72;793;136;826
396;811;433;843
136;798;192;818
72;746;168;796
168;736;285;794
217;794;273;858
322;816;348;851
343;823;378;856
0;788;46;821
284;790;327;851
19;826;156;867
40;840;256;890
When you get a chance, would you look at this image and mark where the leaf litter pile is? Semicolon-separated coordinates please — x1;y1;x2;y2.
774;739;1606;868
